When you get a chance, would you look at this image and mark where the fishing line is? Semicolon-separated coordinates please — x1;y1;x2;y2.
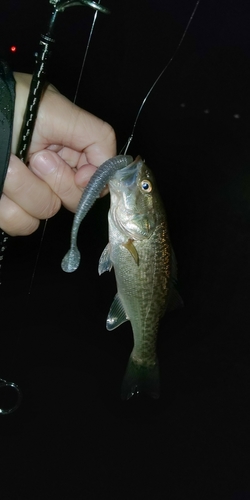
73;1;101;104
121;0;201;155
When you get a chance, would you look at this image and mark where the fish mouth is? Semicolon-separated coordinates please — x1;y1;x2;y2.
109;155;143;190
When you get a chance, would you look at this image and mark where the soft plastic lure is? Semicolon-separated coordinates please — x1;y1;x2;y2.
61;155;133;273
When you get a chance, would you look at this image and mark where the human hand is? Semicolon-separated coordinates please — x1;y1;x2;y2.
0;72;116;236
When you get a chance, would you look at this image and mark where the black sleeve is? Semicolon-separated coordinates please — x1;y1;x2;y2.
0;60;15;197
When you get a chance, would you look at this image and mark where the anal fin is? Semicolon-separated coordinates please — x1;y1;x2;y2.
106;293;129;331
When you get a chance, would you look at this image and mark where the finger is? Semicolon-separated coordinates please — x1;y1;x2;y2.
29;150;95;212
51;146;85;169
0;193;39;236
55;147;110;196
31;88;117;166
3;154;61;219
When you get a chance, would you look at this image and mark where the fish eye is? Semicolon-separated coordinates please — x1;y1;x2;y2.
140;180;152;193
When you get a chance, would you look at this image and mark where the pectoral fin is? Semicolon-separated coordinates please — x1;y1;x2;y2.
106;293;129;330
98;243;113;275
122;239;139;265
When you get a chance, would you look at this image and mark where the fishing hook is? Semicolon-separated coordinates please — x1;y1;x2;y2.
0;0;109;416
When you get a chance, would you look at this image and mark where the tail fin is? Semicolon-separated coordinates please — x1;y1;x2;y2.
121;356;160;400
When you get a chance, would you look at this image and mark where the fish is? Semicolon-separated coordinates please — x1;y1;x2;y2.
62;153;182;400
98;155;182;400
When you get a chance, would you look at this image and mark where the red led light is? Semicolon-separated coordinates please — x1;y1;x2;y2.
10;46;17;53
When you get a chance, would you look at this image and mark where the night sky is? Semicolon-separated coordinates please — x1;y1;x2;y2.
1;1;250;499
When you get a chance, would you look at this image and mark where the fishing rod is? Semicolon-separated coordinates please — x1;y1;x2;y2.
0;0;109;415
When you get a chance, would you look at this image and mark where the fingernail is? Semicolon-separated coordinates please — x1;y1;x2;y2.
32;152;57;175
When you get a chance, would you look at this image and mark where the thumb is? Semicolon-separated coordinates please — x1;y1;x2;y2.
30;150;90;212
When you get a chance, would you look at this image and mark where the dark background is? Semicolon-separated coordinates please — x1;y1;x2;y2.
1;0;250;498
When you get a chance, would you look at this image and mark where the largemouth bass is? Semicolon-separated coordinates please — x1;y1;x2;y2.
62;154;181;400
99;156;182;400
